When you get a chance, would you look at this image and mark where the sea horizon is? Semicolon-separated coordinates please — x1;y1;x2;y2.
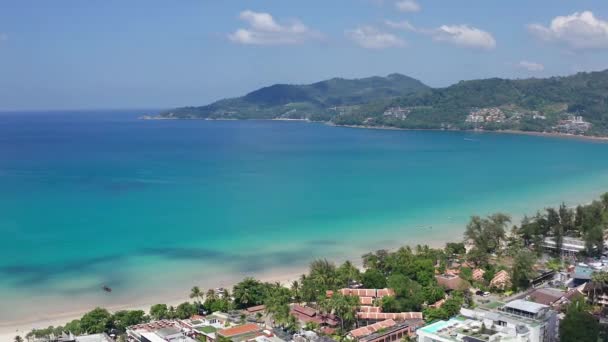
2;110;608;329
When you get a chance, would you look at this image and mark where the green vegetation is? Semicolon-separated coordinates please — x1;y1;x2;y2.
161;69;608;137
160;74;427;121
560;298;600;342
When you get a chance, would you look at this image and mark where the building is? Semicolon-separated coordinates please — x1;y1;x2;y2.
472;269;485;282
348;319;419;342
417;299;558;342
542;236;586;255
290;305;339;328
489;270;511;290
356;311;423;322
127;320;198;342
337;288;396;306
572;264;595;286
217;323;262;342
435;274;470;292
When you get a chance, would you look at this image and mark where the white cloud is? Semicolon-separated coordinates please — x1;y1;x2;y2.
517;60;545;72
228;10;321;45
346;26;406;49
395;0;420;13
430;25;496;50
385;20;416;31
528;11;608;50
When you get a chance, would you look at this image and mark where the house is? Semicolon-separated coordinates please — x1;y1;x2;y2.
489;270;512;290
435;274;470;292
356;311;423;322
472;268;485;282
347;319;420;342
338;288;395;306
289;305;339;328
572;264;595;286
217;323;262;342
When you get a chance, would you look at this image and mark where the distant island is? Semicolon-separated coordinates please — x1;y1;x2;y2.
152;70;608;137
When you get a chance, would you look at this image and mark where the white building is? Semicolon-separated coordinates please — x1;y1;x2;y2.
417;300;558;342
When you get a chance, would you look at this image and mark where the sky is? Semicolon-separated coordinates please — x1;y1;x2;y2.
1;0;608;110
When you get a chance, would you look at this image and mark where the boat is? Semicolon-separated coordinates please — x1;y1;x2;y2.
102;285;112;293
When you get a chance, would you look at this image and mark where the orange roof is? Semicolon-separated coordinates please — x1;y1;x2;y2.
356;312;423;321
472;269;485;281
340;288;395;298
359;306;382;313
246;305;266;313
490;270;511;288
360;296;374;305
292;305;317;317
349;319;396;338
436;274;469;291
219;323;260;337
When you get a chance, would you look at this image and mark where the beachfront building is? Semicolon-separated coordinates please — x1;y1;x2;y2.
347;319;420;342
127;320;198;342
418;299;558;342
542;236;587;256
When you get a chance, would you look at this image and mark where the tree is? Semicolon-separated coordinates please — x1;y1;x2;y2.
560;298;599;342
336;260;361;287
149;304;169;320
110;310;147;333
291;280;301;303
206;289;218;301
445;242;466;255
190;286;204;304
464;214;510;256
232;277;266;309
80;307;111;334
14;336;23;342
511;250;537;290
175;302;197;319
361;269;387;288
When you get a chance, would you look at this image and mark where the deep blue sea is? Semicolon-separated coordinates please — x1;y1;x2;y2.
2;110;608;324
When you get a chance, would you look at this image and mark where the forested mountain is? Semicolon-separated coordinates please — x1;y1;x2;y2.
158;69;608;136
158;74;429;121
336;69;608;136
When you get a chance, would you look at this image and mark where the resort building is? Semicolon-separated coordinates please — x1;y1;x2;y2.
290;304;339;329
489;270;511;290
418;299;558;342
472;269;485;282
542;236;586;255
435;274;470;292
335;288;396;306
348;319;419;342
127;320;198;342
217;323;262;342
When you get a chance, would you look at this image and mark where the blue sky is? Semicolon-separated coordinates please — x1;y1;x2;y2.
1;0;608;110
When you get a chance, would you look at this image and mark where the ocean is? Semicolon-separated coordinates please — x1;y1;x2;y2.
2;110;608;325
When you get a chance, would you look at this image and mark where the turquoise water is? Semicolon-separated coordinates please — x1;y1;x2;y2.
2;110;608;324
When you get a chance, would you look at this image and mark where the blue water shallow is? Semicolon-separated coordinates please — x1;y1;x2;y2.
1;110;608;322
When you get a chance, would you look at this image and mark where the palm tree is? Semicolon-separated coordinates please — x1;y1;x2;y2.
291;280;301;303
206;288;217;301
190;286;204;303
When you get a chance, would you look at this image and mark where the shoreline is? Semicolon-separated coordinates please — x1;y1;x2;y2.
2;185;606;339
141;115;608;143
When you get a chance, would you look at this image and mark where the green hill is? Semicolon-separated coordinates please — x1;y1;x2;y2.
335;70;608;136
159;73;429;121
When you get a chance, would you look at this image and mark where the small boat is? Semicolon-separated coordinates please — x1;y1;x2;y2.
102;285;112;293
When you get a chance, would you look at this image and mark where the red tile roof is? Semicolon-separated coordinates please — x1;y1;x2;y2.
349;319;397;338
472;268;485;281
436;274;470;291
218;323;260;337
246;305;266;313
359;306;382;313
340;288;395;298
356;312;423;321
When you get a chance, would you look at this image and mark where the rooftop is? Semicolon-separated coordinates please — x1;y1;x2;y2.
502;299;549;315
218;323;261;338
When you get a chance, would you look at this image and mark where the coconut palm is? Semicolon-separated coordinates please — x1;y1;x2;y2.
190;286;204;303
291;280;301;303
206;288;217;301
